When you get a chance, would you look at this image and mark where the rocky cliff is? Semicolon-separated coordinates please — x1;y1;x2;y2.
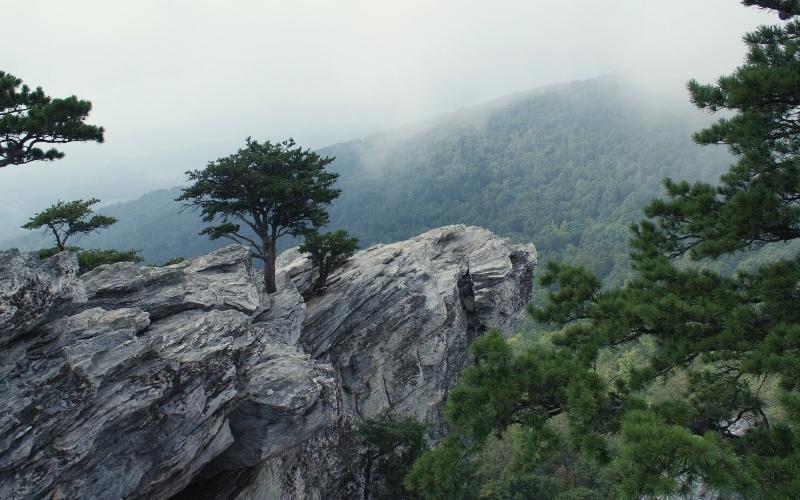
0;225;536;499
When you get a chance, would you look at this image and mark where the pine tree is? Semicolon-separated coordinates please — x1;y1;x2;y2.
407;2;800;498
23;198;117;251
0;71;104;168
299;230;358;294
178;138;339;293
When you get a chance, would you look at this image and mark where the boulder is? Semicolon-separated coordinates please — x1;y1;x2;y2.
0;248;85;346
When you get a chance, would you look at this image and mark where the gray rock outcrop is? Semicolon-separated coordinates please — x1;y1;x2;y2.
285;224;536;422
0;246;337;500
0;249;85;346
0;225;536;499
253;225;536;499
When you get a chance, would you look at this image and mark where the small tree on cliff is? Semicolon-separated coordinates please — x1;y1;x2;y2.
1;71;104;169
23;198;117;251
299;229;358;293
178;137;339;293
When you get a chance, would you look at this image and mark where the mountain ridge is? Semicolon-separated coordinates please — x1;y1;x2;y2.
2;76;730;283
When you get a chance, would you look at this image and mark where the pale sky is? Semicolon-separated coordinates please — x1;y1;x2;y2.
0;0;776;238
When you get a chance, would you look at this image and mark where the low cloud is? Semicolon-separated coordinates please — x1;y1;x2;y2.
0;0;777;238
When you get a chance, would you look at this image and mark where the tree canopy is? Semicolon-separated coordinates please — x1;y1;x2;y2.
25;199;142;273
23;198;117;251
0;71;104;168
356;414;427;499
321;76;731;287
178;137;339;293
406;2;800;498
299;230;358;293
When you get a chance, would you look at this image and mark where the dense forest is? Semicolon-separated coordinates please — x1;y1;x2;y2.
325;77;733;285
2;77;733;283
400;2;800;498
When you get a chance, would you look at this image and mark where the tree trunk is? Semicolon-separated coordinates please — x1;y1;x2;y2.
263;239;277;294
50;226;64;251
314;264;328;291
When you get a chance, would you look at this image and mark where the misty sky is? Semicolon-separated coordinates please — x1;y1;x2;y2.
0;0;776;239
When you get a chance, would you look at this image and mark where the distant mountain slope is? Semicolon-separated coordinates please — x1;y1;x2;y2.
322;77;729;284
3;77;730;282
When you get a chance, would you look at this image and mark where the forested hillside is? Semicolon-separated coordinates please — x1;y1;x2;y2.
324;77;731;284
3;77;731;281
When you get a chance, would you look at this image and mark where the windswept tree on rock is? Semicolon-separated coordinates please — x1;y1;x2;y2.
178;137;340;293
23;198;117;251
299;229;358;294
0;71;104;169
24;199;142;273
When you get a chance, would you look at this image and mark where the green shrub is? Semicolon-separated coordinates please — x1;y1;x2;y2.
77;249;143;273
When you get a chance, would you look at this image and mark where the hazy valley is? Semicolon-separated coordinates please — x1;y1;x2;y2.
2;77;731;284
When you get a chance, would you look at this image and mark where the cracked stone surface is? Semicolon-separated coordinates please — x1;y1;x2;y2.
0;245;337;500
282;225;536;421
0;248;85;347
0;226;536;500
261;224;537;499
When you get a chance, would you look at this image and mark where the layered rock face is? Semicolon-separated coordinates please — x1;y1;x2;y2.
282;225;536;422
0;246;337;500
0;249;85;347
248;225;536;499
0;225;536;499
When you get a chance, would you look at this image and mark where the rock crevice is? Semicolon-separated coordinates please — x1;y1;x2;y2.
0;225;536;499
256;225;537;499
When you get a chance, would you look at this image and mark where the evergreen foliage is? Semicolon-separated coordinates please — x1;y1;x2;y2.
0;71;104;168
299;230;358;293
161;256;185;266
405;331;615;499
177;138;339;293
356;414;427;499
407;2;800;498
36;246;80;260
37;246;143;274
4;78;733;279
76;249;144;273
26;198;143;273
22;198;117;251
